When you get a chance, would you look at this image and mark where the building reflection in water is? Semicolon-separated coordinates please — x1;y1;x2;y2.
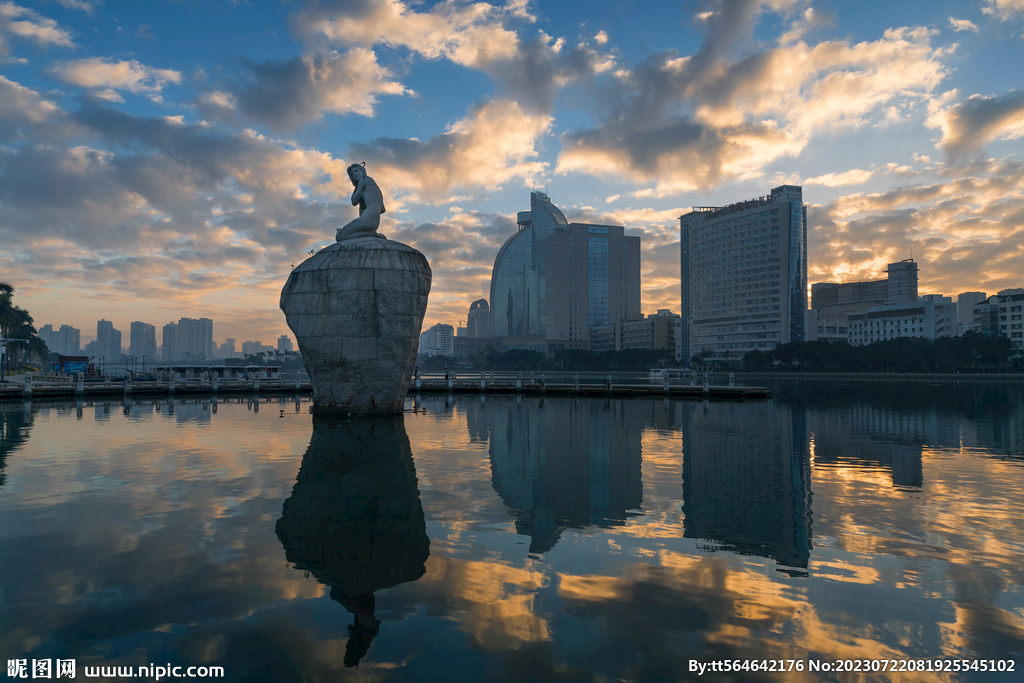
681;402;813;570
474;398;643;554
275;416;430;667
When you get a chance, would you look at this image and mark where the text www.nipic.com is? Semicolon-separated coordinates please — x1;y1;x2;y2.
82;665;225;679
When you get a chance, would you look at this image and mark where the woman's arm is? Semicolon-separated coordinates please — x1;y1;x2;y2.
350;177;366;206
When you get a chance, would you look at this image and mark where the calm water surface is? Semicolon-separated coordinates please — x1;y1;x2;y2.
1;380;1023;681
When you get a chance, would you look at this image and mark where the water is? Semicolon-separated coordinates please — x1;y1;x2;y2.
1;381;1022;681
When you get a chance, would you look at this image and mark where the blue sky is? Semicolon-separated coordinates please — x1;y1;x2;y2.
2;0;1023;345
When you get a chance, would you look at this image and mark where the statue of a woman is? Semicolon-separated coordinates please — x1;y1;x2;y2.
337;162;386;242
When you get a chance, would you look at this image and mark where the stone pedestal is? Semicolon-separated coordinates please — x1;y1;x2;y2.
280;237;431;416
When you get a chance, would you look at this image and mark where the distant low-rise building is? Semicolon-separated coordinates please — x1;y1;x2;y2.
847;295;956;346
589;310;679;353
589;322;619;353
808;259;920;343
957;291;987;335
972;289;1024;349
420;323;455;357
622;310;679;351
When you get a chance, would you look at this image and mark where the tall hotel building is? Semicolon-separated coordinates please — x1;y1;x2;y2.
679;185;807;361
490;192;640;352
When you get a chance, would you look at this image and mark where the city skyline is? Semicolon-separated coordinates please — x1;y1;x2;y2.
38;316;292;359
3;1;1023;343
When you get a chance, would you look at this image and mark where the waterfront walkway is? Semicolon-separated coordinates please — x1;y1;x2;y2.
0;373;770;401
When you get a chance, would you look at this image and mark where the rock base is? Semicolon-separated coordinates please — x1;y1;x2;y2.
280;237;431;416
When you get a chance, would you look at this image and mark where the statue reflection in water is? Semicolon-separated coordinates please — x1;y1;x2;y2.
276;416;430;668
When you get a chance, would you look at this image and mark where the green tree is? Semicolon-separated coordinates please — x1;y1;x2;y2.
0;282;46;374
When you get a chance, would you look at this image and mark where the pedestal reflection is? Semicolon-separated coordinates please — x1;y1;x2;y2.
276;416;430;667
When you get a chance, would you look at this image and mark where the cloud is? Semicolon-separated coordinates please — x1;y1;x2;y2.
556;5;950;195
927;89;1024;158
811;160;1024;296
983;0;1024;21
804;168;874;186
197;48;411;129
0;1;75;55
347;98;551;199
382;210;518;323
55;0;96;12
948;17;980;33
0;75;65;139
292;0;521;68
0;81;364;338
0;77;554;336
47;58;182;95
293;0;615;113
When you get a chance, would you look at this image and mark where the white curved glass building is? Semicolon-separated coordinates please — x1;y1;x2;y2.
489;192;641;352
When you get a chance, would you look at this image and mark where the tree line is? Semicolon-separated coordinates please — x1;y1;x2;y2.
739;333;1020;373
0;282;47;375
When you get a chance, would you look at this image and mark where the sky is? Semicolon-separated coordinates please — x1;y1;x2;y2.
2;0;1023;346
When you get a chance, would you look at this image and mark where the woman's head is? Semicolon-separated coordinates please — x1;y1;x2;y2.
347;163;366;186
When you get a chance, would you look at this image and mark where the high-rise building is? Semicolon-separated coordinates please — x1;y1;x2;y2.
129;321;157;360
95;320;122;361
219;338;236;358
277;335;293;353
57;325;81;356
957;291;987;335
454;299;496;360
489;192;640;353
39;324;56;351
242;340;270;356
680;185;807;362
465;299;490;338
111;329;122;360
177;317;214;360
419;323;455;357
162;322;178;361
